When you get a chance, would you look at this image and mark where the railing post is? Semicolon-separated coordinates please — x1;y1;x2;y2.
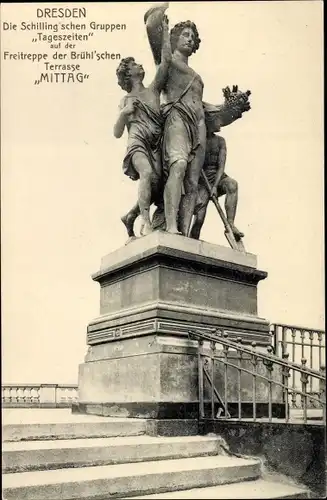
290;328;297;404
300;329;305;359
223;333;229;418
263;346;274;421
198;339;204;419
318;333;323;378
271;324;278;357
300;358;309;424
282;325;287;358
236;337;243;420
251;341;258;422
282;352;290;422
210;341;215;419
319;365;326;423
309;331;314;375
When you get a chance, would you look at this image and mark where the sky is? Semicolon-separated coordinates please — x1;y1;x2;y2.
1;1;324;384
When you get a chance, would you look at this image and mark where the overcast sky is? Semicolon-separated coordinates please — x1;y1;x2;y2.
1;1;324;383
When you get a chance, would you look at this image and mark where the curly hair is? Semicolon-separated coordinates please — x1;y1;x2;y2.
170;21;201;54
116;57;135;93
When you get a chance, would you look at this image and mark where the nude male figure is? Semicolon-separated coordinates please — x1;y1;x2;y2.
113;15;171;238
190;112;244;241
145;5;250;239
145;4;206;236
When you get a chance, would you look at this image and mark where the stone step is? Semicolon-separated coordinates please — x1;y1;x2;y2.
3;417;146;442
2;455;261;499
2;435;224;473
128;478;309;499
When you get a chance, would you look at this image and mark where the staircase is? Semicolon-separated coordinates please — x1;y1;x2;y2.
2;411;310;499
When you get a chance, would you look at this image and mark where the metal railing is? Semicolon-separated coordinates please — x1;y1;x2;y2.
271;322;325;369
1;384;78;408
189;328;326;424
271;323;325;404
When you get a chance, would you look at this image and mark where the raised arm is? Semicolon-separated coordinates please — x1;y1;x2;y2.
150;15;172;92
214;104;243;128
144;3;169;66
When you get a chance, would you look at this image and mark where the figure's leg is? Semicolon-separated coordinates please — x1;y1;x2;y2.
179;121;206;236
150;168;166;231
152;203;166;230
121;203;140;239
218;176;244;240
132;152;154;236
190;185;210;240
163;114;190;235
164;159;187;234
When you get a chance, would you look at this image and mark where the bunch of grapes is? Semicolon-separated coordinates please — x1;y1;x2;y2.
222;85;251;115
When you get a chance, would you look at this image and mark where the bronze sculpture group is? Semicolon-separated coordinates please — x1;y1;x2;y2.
113;3;251;251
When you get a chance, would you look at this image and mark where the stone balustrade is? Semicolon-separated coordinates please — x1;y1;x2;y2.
1;384;78;408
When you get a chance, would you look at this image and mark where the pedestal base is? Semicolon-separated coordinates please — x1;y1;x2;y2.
76;334;283;419
76;233;275;419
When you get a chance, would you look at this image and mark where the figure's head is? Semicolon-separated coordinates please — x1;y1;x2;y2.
116;57;145;92
170;21;201;56
205;111;221;134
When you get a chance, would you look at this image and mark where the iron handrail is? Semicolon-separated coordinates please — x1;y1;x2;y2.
189;327;326;423
188;329;325;379
271;323;324;335
203;355;323;406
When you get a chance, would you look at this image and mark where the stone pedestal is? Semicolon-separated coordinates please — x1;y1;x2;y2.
76;232;273;419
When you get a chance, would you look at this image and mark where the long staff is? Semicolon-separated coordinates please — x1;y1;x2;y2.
200;170;246;253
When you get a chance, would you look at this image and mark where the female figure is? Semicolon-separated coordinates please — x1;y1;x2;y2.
114;16;171;236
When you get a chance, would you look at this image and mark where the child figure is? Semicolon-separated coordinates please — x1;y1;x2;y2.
190;111;244;241
114;15;171;238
